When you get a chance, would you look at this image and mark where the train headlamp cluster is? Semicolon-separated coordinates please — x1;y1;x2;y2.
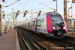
53;26;55;30
63;26;65;29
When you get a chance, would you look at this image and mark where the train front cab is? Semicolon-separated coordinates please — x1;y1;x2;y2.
46;13;67;38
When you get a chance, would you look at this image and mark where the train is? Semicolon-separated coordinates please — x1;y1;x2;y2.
21;12;67;38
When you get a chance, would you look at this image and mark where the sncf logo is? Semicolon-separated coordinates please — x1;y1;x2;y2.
58;27;61;29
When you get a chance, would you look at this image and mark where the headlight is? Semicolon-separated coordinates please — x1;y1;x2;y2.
63;26;65;29
53;27;55;30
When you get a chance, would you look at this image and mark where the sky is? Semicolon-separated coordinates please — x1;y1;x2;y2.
1;0;75;22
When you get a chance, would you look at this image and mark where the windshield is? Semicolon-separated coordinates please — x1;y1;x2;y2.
50;15;63;24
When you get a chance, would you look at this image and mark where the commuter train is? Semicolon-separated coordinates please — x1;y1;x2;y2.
21;12;67;38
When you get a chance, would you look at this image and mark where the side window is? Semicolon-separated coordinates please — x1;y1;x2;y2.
37;19;44;28
31;22;33;27
33;21;35;27
29;22;31;27
30;22;31;27
30;21;34;27
37;20;41;28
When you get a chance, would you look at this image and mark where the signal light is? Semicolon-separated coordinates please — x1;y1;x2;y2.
69;7;72;9
2;0;5;2
3;14;5;19
53;0;55;1
15;10;20;17
17;10;20;12
53;11;56;12
37;11;42;17
15;13;18;17
23;11;27;17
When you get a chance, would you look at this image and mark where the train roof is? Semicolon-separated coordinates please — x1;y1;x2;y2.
47;12;60;16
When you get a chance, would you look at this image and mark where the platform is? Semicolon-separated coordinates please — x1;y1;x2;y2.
67;32;75;38
0;29;20;50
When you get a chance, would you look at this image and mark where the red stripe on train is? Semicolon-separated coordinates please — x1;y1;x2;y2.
46;13;53;34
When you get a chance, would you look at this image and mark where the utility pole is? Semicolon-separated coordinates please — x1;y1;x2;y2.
8;17;10;31
0;6;2;36
53;0;57;12
71;1;73;34
0;1;2;36
12;7;14;28
64;0;67;23
68;9;70;19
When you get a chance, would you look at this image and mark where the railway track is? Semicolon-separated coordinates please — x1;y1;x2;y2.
17;29;30;50
17;28;48;50
56;38;75;47
19;27;75;50
19;27;64;50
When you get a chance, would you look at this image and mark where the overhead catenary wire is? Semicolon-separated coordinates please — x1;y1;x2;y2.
39;3;56;10
24;0;30;9
2;1;19;9
35;0;55;10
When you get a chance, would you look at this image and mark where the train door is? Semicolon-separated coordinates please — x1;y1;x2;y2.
34;20;37;31
36;19;44;32
35;19;38;31
28;22;29;29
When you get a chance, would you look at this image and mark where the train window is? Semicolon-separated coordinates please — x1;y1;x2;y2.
50;15;63;24
29;21;34;27
31;22;32;27
32;21;34;27
37;19;44;28
29;22;31;27
29;22;32;27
